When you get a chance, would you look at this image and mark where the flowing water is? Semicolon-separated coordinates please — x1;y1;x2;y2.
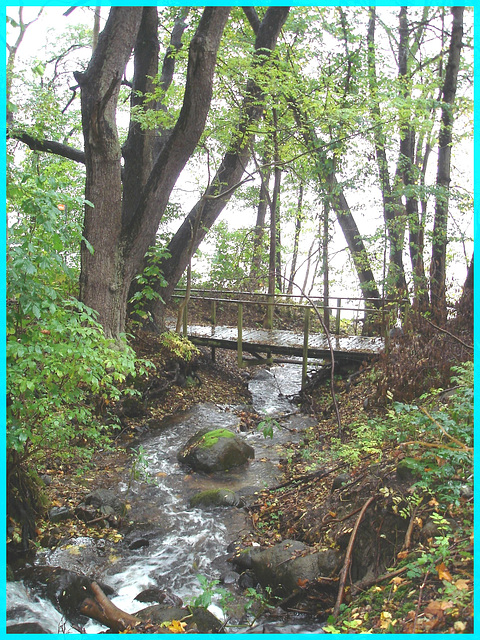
7;364;325;634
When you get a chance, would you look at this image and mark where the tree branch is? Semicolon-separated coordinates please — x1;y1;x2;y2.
8;131;86;164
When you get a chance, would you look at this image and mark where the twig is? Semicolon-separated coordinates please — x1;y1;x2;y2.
421;314;473;351
412;571;429;633
333;495;376;618
420;407;471;451
350;565;408;595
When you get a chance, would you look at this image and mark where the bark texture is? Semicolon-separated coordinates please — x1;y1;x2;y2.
75;6;230;337
430;7;464;321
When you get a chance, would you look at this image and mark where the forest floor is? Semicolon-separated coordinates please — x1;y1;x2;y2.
30;308;473;635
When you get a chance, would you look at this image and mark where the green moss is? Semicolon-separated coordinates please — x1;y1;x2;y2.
198;429;235;449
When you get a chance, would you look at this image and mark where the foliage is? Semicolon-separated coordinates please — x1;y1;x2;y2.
158;331;200;364
7;171;138;470
199;222;256;291
188;574;233;613
126;446;156;494
256;416;279;439
129;244;170;324
392;362;473;507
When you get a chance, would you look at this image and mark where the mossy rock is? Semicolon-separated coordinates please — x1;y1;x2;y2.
178;428;254;474
189;488;244;509
196;429;236;448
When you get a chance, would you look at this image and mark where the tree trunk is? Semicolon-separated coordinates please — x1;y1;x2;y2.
76;7;230;337
288;98;381;307
430;6;464;322
326;173;381;307
75;7;143;338
367;7;407;297
250;154;271;288
287;184;303;294
147;7;290;324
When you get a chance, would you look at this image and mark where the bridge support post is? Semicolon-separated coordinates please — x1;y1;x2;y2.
335;298;341;335
237;303;244;367
183;304;188;337
265;294;274;330
302;307;310;389
211;300;216;326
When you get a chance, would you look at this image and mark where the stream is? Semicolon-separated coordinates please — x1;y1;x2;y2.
7;364;326;634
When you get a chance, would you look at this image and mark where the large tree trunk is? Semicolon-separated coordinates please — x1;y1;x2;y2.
367;7;407;297
76;7;230;337
75;7;143;338
430;6;464;322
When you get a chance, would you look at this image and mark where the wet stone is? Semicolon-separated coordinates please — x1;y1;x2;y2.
220;570;240;585
48;506;73;523
7;622;52;634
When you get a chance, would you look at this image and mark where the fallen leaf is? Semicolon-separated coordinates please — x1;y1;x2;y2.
454;578;470;591
436;561;453;582
378;611;395;629
297;578;309;588
168;619;187;633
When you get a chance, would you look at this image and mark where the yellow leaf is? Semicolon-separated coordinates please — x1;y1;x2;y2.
379;611;394;629
397;550;409;560
436;561;453;582
168;619;187;633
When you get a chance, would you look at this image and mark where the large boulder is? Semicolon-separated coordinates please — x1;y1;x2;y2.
249;539;342;597
177;428;254;474
189;488;244;509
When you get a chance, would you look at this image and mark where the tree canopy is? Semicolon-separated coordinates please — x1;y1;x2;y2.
7;6;473;338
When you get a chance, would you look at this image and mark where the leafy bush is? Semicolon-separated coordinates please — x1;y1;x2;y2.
7;171;137;469
392;361;473;506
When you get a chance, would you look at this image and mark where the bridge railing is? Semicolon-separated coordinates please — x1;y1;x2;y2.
172;288;398;337
171;289;402;386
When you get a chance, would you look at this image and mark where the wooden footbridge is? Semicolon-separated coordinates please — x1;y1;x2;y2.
170;289;394;386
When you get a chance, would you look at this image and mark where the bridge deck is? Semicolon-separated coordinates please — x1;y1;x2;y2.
179;324;384;362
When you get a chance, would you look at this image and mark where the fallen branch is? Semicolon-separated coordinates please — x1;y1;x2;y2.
333;495;376;618
80;581;141;632
399;440;472;453
350;565;408;596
